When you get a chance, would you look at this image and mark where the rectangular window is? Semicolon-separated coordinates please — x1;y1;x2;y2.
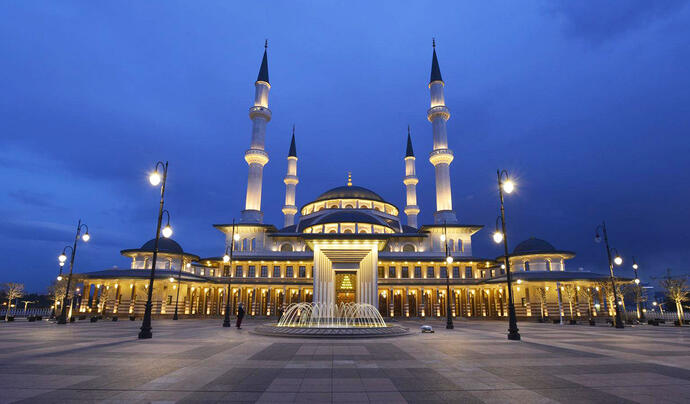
545;260;551;271
273;266;281;278
465;267;473;279
491;269;496;278
388;266;396;278
286;266;294;278
414;266;422;278
427;266;435;279
481;270;486;278
378;266;385;278
299;266;306;278
248;265;255;277
167;296;173;304
235;266;243;277
223;265;230;277
440;266;448;278
260;266;268;277
452;267;460;279
401;266;409;278
521;297;527;307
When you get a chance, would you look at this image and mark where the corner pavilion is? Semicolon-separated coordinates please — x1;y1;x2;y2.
75;43;623;322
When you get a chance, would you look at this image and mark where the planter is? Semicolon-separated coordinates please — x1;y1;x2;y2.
552;319;560;324
129;316;136;321
112;317;118;322
90;317;98;323
569;320;577;325
589;319;596;326
35;316;42;321
27;316;36;322
7;316;15;322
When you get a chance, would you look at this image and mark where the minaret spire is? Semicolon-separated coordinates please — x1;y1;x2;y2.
241;42;272;223
282;124;299;228
403;126;420;228
347;172;352;187
427;40;457;224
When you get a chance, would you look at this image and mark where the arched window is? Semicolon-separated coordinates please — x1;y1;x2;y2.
524;261;530;271
242;238;248;251
359;229;368;233
280;243;293;252
343;229;353;234
329;204;338;209
545;259;551;271
402;244;416;252
344;204;354;209
250;238;256;251
456;239;463;252
448;239;455;252
329;230;337;234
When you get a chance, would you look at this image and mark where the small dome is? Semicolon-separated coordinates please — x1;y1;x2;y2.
513;238;556;254
314;185;385;203
140;238;184;254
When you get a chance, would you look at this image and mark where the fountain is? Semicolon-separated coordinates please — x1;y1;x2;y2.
253;302;409;338
277;302;386;328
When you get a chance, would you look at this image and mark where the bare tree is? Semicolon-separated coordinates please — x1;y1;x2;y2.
3;283;25;321
562;284;578;320
535;287;547;321
580;286;596;321
661;277;689;326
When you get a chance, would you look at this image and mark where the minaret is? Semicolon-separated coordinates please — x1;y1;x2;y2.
403;126;420;228
282;126;299;228
427;39;457;224
241;40;272;223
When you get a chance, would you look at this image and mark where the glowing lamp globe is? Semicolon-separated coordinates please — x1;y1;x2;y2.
632;263;638;270
149;171;161;186
223;254;230;263
440;234;446;242
169;277;175;283
614;256;623;266
59;262;65;267
634;278;640;285
162;225;173;238
233;233;240;241
82;232;90;242
502;180;515;194
57;275;63;281
58;253;67;263
492;231;504;244
445;256;453;264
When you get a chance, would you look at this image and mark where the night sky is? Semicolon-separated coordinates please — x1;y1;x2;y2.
2;1;689;292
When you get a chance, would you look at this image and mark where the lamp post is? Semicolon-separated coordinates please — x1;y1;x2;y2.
442;222;454;329
496;169;520;341
594;221;624;328
139;161;170;340
631;257;644;320
57;219;90;324
223;221;240;328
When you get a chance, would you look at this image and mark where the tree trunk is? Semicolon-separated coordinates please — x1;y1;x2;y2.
677;300;684;326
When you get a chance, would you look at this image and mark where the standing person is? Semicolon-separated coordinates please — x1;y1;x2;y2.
236;302;245;329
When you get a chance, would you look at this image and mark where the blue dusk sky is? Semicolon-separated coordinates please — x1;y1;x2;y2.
1;1;689;292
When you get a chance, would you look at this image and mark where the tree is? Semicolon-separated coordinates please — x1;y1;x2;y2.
3;283;25;321
580;287;596;321
661;277;689;326
562;284;578;320
535;287;547;320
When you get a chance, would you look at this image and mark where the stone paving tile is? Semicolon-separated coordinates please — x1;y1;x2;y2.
1;318;690;403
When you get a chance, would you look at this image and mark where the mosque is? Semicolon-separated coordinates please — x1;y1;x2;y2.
75;43;618;322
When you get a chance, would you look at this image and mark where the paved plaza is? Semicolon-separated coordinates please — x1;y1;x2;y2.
1;319;689;403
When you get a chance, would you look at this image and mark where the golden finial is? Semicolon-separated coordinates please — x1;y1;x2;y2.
347;172;352;187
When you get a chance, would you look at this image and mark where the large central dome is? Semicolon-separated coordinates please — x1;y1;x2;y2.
314;185;385;203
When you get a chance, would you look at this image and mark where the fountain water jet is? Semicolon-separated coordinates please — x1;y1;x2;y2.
277;302;386;328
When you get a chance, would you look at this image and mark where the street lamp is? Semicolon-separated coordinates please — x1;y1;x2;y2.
594;221;624;328
223;221;239;328
631;257;644;320
57;219;90;324
443;222;454;330
496;169;520;341
139;161;169;340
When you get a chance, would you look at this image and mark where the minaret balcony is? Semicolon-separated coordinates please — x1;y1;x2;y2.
244;149;269;166
429;149;454;166
404;205;420;215
282;205;298;215
403;176;419;186
249;105;272;121
284;175;299;185
427;105;450;122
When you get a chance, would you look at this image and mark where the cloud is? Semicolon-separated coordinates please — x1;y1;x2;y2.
8;190;59;209
548;0;689;42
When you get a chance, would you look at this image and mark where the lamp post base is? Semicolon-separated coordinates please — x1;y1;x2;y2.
508;331;521;341
138;327;152;339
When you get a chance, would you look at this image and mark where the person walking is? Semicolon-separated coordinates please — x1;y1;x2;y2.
236;303;245;329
